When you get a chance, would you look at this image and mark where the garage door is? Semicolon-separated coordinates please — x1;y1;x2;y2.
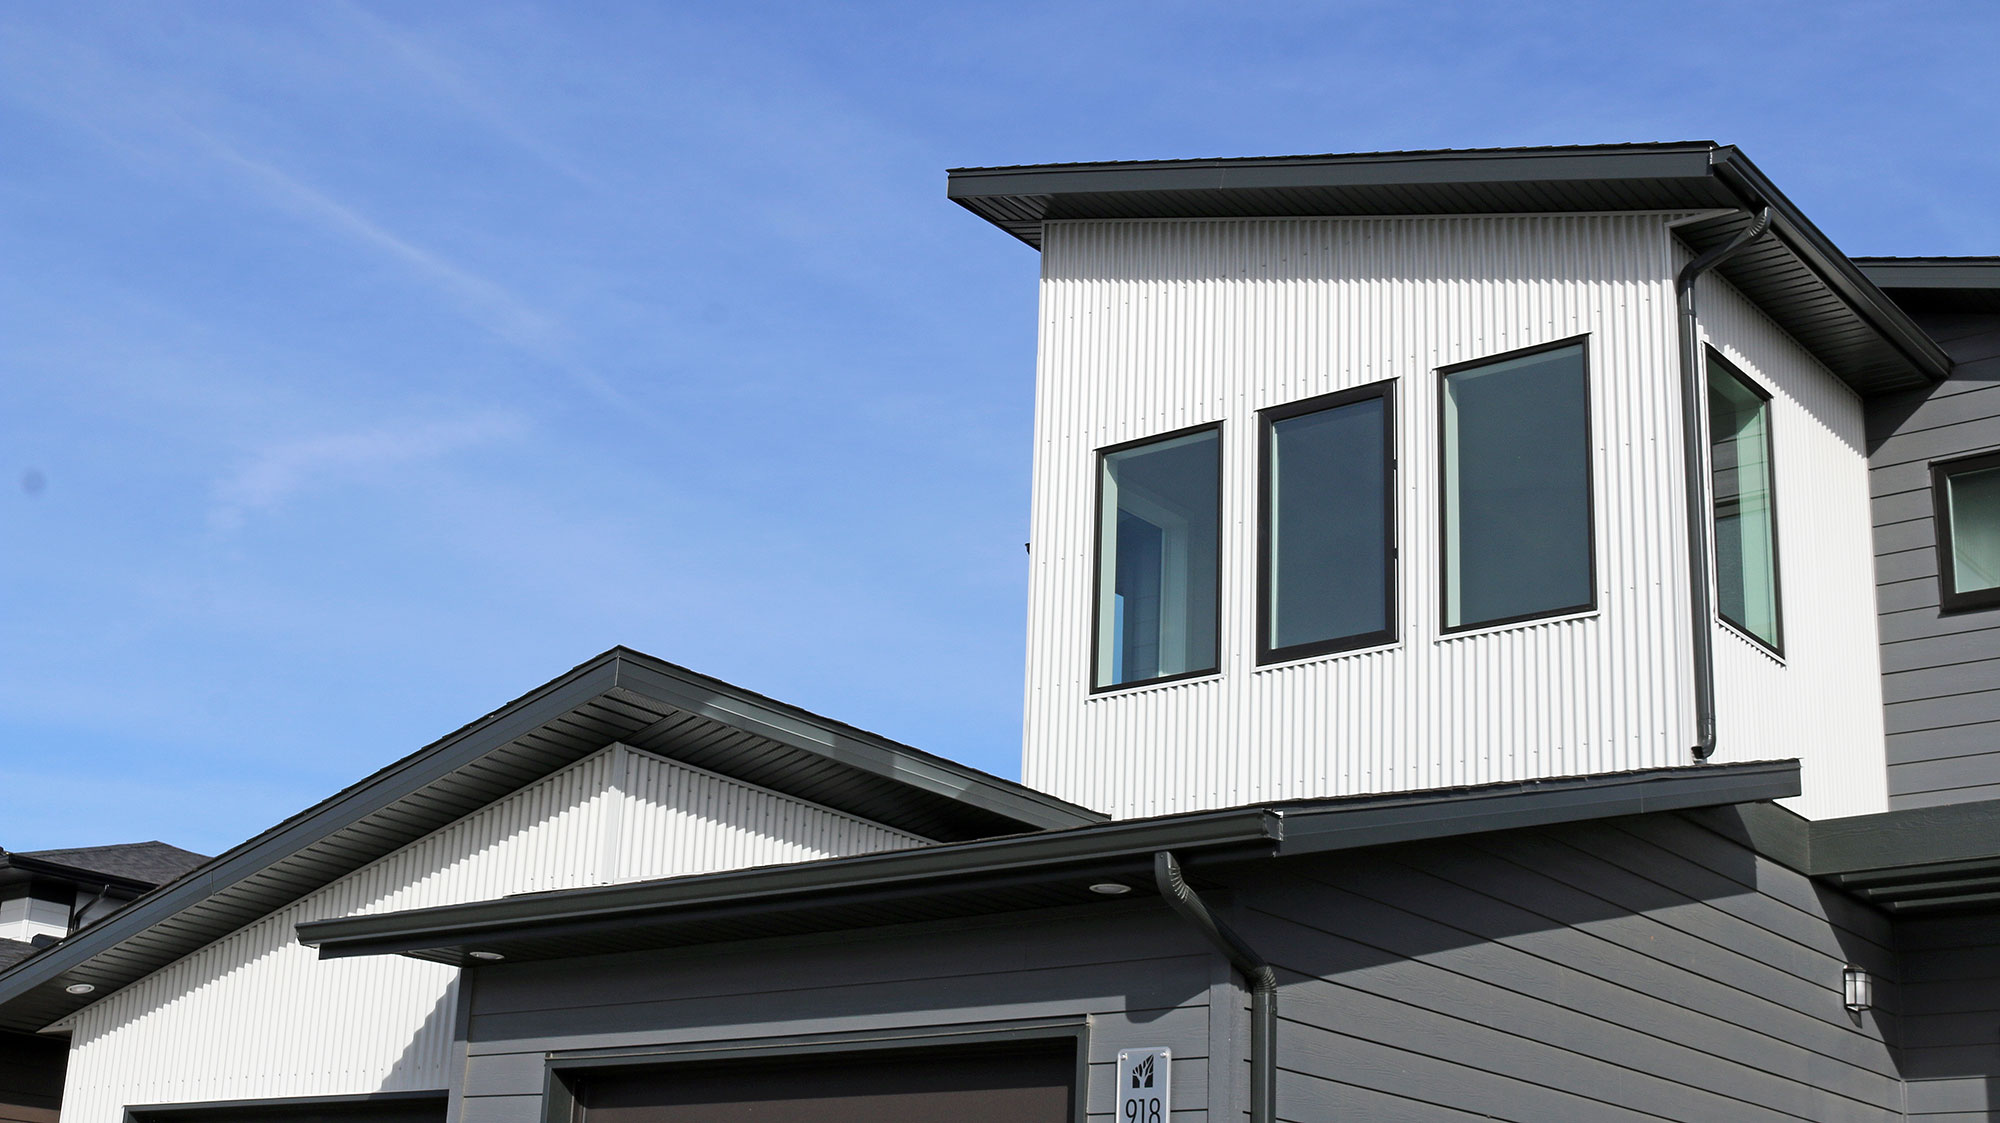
576;1042;1075;1123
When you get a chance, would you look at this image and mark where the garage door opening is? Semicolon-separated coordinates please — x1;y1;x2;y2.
569;1039;1077;1123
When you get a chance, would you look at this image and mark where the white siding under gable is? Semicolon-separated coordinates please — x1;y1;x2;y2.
56;745;925;1123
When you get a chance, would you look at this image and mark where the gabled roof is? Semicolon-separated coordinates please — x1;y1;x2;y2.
5;842;209;889
0;647;1101;1034
948;142;1952;396
298;760;1802;966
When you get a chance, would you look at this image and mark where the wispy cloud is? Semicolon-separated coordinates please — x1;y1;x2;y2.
210;411;525;529
329;0;601;188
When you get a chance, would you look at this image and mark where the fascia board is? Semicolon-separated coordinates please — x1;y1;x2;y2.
946;146;1720;201
0;655;628;1009
1275;760;1803;856
298;809;1284;958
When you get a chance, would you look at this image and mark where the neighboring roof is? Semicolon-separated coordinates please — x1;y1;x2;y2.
948;143;1952;396
8;842;209;889
298;760;1801;966
1692;797;2000;914
0;940;37;972
0;647;1102;1034
1854;257;2000;313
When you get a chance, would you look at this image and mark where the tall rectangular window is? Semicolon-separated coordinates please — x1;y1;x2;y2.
1933;450;2000;615
1708;353;1782;651
1440;339;1594;631
1259;384;1395;662
1094;425;1221;691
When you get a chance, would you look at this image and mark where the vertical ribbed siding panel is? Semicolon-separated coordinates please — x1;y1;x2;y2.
1025;216;1697;818
1697;270;1889;818
58;747;927;1123
616;749;926;880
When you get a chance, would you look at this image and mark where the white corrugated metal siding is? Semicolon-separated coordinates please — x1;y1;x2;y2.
57;745;926;1123
1697;268;1889;818
1024;215;1885;819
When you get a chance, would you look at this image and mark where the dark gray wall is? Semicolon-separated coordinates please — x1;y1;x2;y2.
460;907;1237;1123
1235;813;1902;1121
0;1030;64;1123
455;810;1925;1122
1900;912;2000;1120
1867;300;2000;808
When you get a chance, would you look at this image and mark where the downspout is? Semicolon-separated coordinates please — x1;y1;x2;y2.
1675;206;1773;760
1154;850;1276;1123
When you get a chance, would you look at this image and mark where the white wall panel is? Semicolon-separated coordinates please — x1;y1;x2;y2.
1698;269;1889;818
56;746;925;1123
1023;215;1881;818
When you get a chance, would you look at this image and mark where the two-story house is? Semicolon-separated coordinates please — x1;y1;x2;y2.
3;143;1997;1122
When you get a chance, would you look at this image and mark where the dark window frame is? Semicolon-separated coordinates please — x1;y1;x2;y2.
1089;421;1225;695
1435;335;1598;635
1256;380;1398;665
544;1018;1089;1123
1705;349;1785;655
1932;447;2000;616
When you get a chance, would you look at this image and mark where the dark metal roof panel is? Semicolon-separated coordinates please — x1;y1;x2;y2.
950;143;1950;394
0;648;1101;1034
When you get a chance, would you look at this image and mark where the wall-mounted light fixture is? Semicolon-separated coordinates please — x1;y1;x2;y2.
1843;966;1873;1013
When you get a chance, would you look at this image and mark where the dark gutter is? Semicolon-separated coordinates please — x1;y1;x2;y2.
0;855;155;895
300;808;1284;959
947;143;1721;204
1708;149;1952;383
300;762;1799;962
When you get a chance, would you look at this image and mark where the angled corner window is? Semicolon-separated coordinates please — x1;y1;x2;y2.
1094;425;1221;691
1259;383;1395;663
1440;339;1595;632
1708;353;1783;651
1933;449;2000;615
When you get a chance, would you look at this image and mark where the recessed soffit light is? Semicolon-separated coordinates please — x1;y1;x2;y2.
467;950;506;961
64;983;95;995
1089;882;1132;896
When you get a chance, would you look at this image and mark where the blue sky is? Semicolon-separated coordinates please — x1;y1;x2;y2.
3;1;1995;856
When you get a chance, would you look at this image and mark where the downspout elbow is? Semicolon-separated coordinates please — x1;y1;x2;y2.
1155;850;1276;1123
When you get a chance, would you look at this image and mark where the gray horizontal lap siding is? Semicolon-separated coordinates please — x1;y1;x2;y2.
1868;304;2000;808
1899;912;2000;1118
455;808;1914;1123
1237;814;1900;1121
459;907;1233;1122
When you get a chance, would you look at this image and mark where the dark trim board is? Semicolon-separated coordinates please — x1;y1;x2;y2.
541;1019;1090;1123
126;1092;446;1123
302;762;1802;964
0;647;1101;1033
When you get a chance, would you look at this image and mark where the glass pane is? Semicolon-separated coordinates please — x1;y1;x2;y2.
1266;395;1388;654
1096;429;1220;688
1947;464;2000;594
1709;368;1781;648
1442;344;1592;629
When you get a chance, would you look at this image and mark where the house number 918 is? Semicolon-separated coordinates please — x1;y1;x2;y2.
1116;1047;1170;1121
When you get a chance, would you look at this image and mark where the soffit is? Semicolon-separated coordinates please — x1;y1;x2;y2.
949;143;1950;396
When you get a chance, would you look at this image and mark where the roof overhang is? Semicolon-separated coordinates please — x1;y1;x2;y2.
948;143;1951;396
0;648;1100;1034
1855;257;2000;313
298;760;1801;966
1692;797;2000;914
